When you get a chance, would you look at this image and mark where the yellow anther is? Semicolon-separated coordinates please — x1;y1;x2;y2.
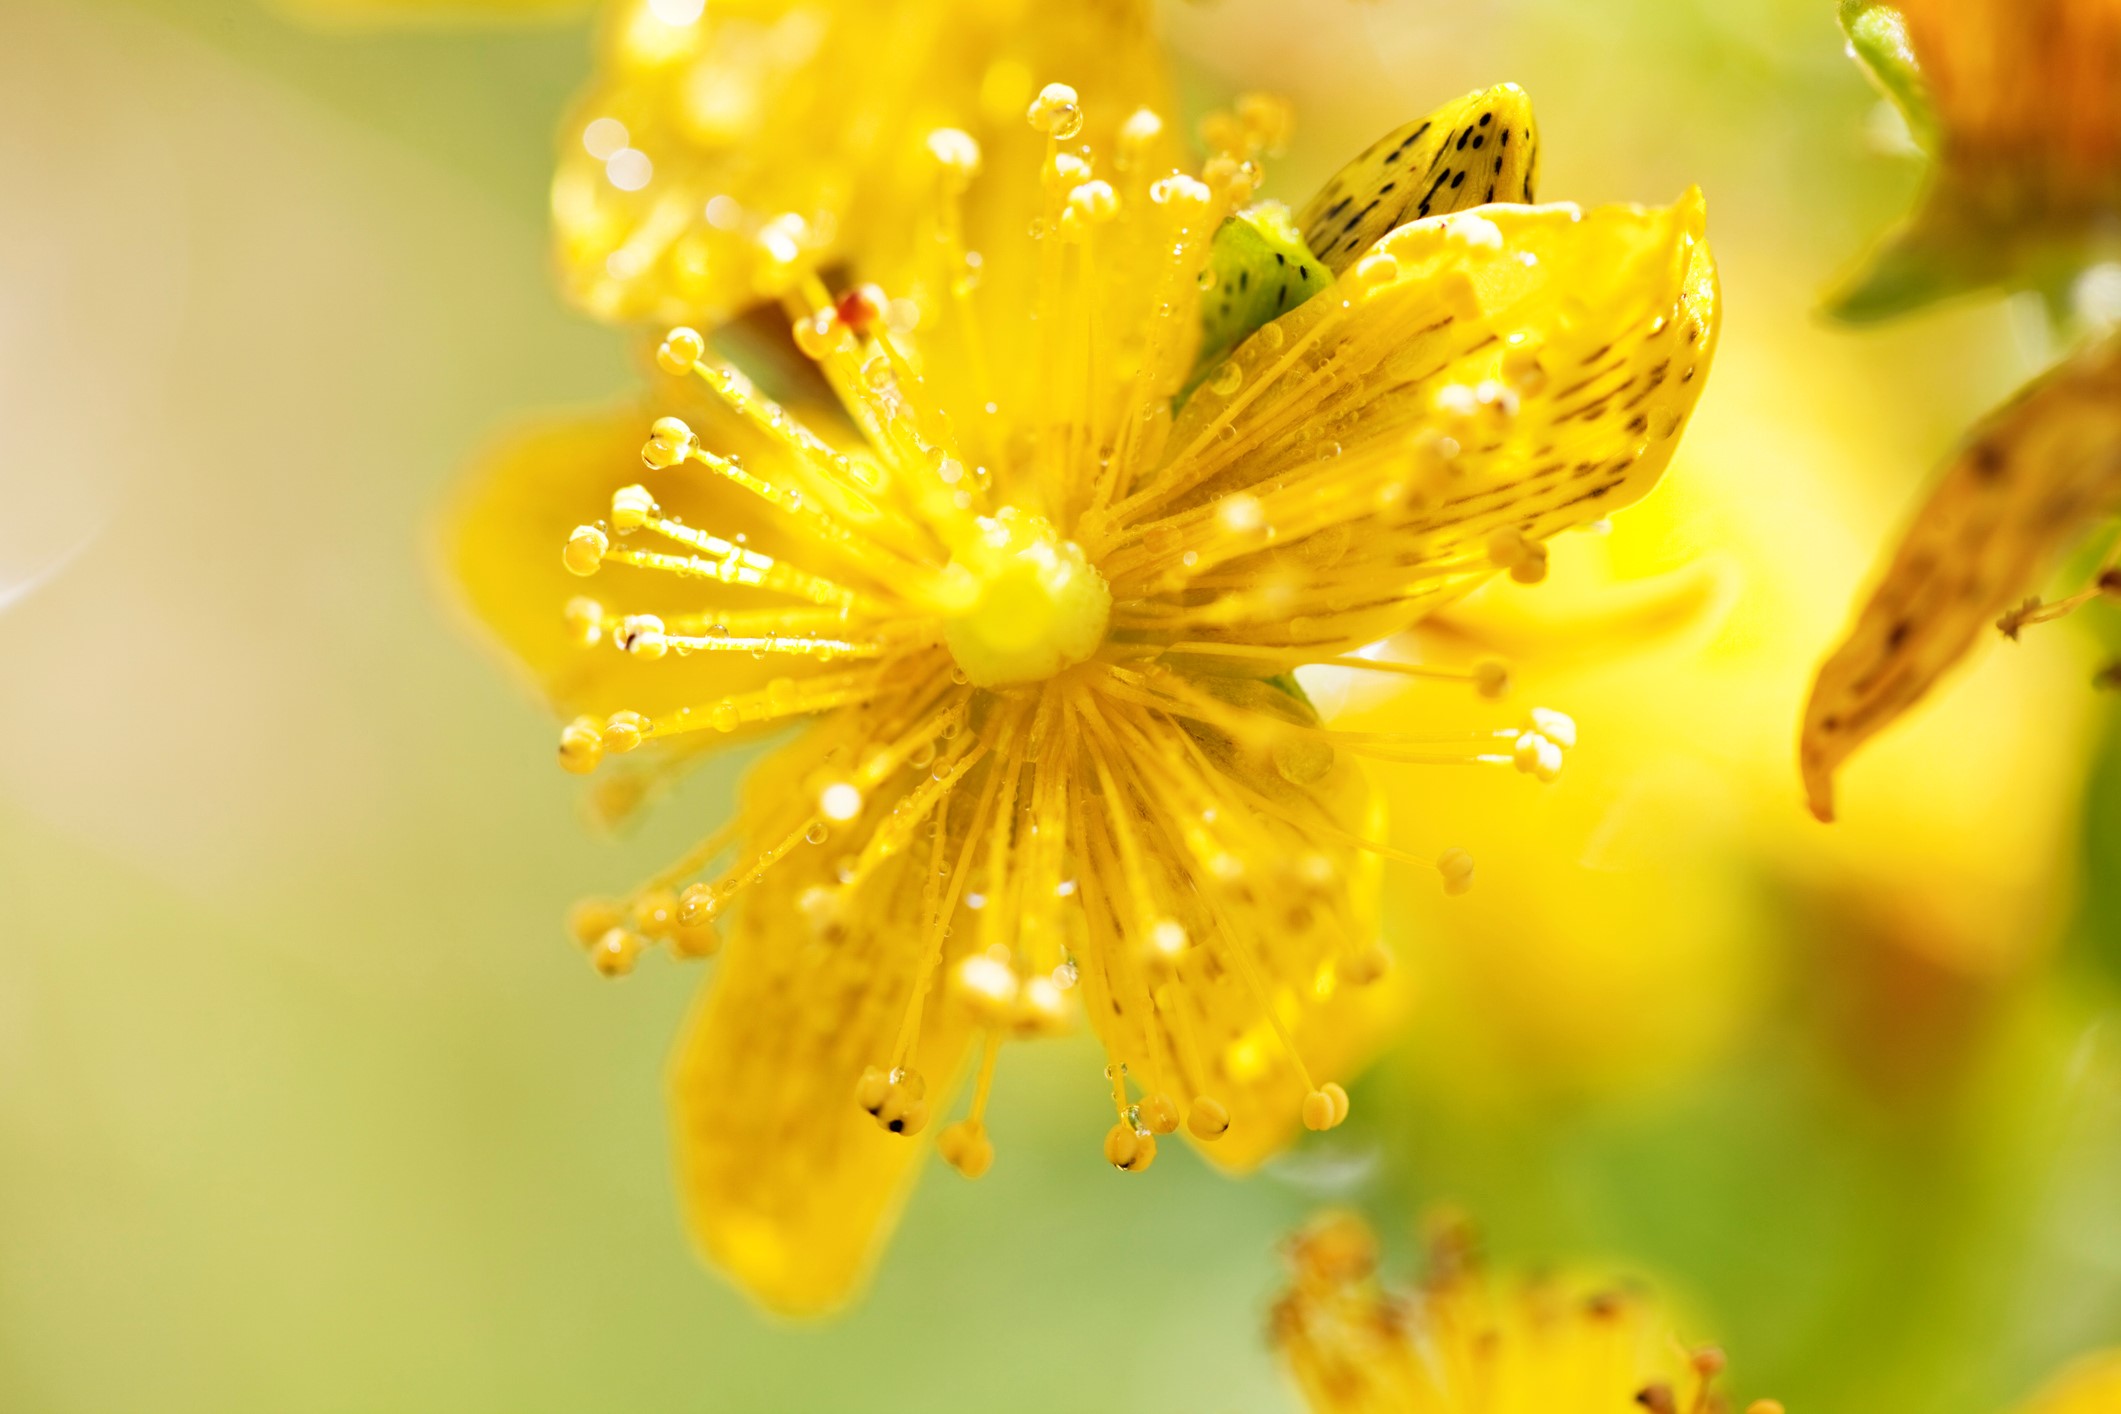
604;709;649;753
1438;847;1475;896
1301;1086;1344;1131
790;308;842;361
1527;706;1577;749
562;525;608;576
1513;730;1563;782
611;484;657;532
588;926;643;977
567;897;623;948
562;596;605;647
1473;659;1511;700
937;1120;994;1179
1026;82;1083;140
1149;173;1213;210
558;716;604;774
656;326;705;375
1137;1092;1180;1135
1510;541;1549;585
678;881;722;925
669;916;720;959
642;416;696;471
1118;107;1164;154
1187;1096;1231;1140
1338;942;1392;986
926;127;982;187
1235;92;1293;154
1048;152;1091;187
1746;1403;1787;1414
943;509;1111;687
1103;1122;1156;1172
629;886;678;936
616;614;669;659
1066;179;1118;225
857;1065;929;1135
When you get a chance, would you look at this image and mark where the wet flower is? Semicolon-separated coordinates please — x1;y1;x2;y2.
454;81;1719;1311
1831;0;2121;320
551;0;1168;325
1270;1211;1780;1414
1801;331;2121;821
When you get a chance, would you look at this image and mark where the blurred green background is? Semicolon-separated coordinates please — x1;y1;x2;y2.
3;0;2118;1410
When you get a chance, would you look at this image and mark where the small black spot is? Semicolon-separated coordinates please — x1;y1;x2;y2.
1274;251;1285;266
1276;285;1288;310
1471;135;1485;149
1298;266;1312;282
1500;130;1511;148
1886;620;1911;649
1478;112;1493;127
1485;183;1497;201
887;1118;906;1133
1323;196;1351;220
1378;181;1396;194
1821;715;1841;733
1626;414;1649;434
1972;442;2007;481
1238;269;1250;292
1450;170;1467;189
1455;127;1472;151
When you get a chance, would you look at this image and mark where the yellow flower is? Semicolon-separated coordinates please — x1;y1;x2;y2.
1831;0;2121;320
2012;1350;2121;1414
1801;332;2121;821
1270;1211;1780;1414
454;82;1719;1312
551;0;1168;325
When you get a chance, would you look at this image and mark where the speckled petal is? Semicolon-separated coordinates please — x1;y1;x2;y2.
1800;333;2121;821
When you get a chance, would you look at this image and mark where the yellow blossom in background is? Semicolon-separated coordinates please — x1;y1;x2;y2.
1831;0;2121;320
454;69;1720;1313
550;0;1168;326
1269;1211;1780;1414
1341;314;2095;1104
2012;1350;2121;1414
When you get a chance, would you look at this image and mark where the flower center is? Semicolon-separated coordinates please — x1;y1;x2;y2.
941;507;1111;688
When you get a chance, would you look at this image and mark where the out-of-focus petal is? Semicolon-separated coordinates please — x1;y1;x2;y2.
1801;334;2121;821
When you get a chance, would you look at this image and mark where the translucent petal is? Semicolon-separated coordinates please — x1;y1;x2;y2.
1128;193;1719;654
552;0;1167;324
669;747;973;1315
1800;334;2121;821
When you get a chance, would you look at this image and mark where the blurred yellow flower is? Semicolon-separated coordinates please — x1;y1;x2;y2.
453;80;1720;1312
551;0;1168;326
1832;0;2121;320
2013;1350;2121;1414
1344;310;2096;1105
1270;1211;1779;1414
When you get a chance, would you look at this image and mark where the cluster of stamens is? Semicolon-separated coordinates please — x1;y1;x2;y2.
536;81;1611;1180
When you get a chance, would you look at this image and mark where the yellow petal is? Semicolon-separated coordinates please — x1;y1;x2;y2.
552;0;1167;325
669;745;974;1315
442;399;835;723
1128;193;1719;654
1800;334;2121;821
1296;83;1540;273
